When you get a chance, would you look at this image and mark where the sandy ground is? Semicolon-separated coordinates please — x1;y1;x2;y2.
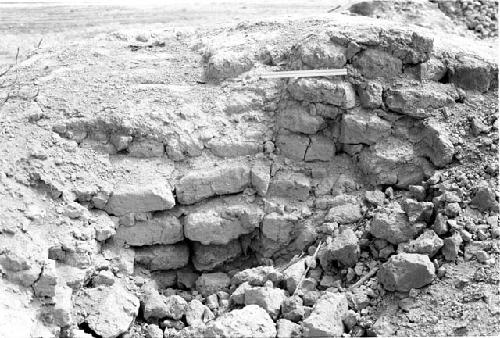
0;0;354;66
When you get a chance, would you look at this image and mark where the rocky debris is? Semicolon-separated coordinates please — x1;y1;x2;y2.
399;229;444;257
278;102;325;134
287;79;356;109
53;284;73;327
231;265;283;286
105;184;175;216
448;55;495;92
415;120;455;167
302;293;348;337
358;136;432;187
184;204;263;245
277;319;302;338
196;272;230;296
145;324;163;338
186;299;214;327
244;281;287;318
203;50;254;81
471;182;498;211
143;288;171;321
364;190;385;206
204;305;276;338
402;198;434;223
91;212;117;242
385;83;458;118
33;260;57;298
176;164;251;205
74;284;140;338
115;213;183;246
281;295;306;322
442;232;463;261
352;48;402;79
340;108;391;145
435;0;498;38
378;253;436;291
92;270;115;286
135;244;189;270
325;202;363;224
206;138;262;158
370;204;420;244
163;295;189;320
230;282;252;305
251;162;271;197
319;228;360;267
284;259;306;294
0;248;42;287
268;172;310;201
192;240;242;271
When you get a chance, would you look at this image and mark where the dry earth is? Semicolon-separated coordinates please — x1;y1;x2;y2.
0;1;498;338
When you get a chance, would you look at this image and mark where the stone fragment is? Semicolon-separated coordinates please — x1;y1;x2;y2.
402;198;434;223
413;57;447;81
449;56;493;92
163;295;188;320
53;284;73;327
184;204;263;245
358;81;383;108
186;299;214;327
93;270;115;286
176;163;251;204
284;259;306;294
230;282;252;305
325;203;363;224
319;228;360;267
231;265;283;286
91;212;117;242
304;135;335;162
364;190;385;206
277;319;302;338
398;230;444;257
127;138;164;158
432;213;448;235
206;138;262;158
442;232;463;261
276;132;309;161
340;108;391;145
196;273;230;297
244;284;287;318
293;40;346;69
415;120;455;167
110;134;132;152
288;79;356;109
75;284;139;338
134;244;189;270
204;305;276;338
105;184;175;216
278;103;325;134
33;260;57;298
409;185;426;202
369;205;419;244
385;83;457;118
144;324;163;338
192;240;241;271
445;202;461;217
143;288;170;321
471;183;498;212
281;295;305;322
268;172;310;201
378;253;435;292
203;50;254;81
262;213;298;246
251;163;271;197
115;213;183;246
302;293;348;337
352;49;402;79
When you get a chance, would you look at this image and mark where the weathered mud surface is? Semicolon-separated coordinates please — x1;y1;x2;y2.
0;2;498;338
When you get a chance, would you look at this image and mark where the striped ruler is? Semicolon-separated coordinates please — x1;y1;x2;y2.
259;68;347;79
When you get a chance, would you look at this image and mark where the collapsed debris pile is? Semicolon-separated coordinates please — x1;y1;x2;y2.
0;8;498;338
433;0;499;38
